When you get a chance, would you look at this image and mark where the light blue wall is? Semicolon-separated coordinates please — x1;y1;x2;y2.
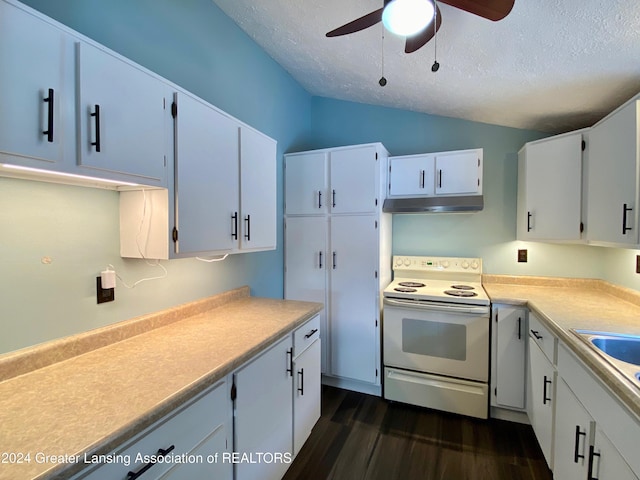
1;0;312;354
308;97;608;278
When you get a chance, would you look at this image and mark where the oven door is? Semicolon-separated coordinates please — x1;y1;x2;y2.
383;298;490;382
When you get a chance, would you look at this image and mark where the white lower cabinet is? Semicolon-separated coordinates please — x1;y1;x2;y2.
527;324;556;468
293;334;321;455
556;342;639;480
491;305;527;411
234;336;293;480
75;380;232;480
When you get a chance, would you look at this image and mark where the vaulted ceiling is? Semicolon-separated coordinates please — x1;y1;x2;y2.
212;0;640;133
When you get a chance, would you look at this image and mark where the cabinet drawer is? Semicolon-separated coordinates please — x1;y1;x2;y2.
79;380;227;479
529;312;556;364
293;315;320;358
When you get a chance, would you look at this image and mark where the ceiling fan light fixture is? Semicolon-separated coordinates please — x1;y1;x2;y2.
382;0;434;36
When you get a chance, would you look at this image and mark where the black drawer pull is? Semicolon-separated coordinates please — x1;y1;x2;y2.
126;445;175;480
622;203;633;235
286;348;293;377
517;317;522;340
587;445;601;480
304;328;318;339
43;88;54;142
530;329;543;340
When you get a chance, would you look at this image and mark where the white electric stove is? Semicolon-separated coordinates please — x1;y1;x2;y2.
382;256;491;419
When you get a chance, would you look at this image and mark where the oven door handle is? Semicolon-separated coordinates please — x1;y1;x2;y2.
383;297;489;315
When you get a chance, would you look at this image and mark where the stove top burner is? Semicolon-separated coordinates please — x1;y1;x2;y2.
450;284;475;290
394;287;418;293
398;281;426;288
444;290;478;297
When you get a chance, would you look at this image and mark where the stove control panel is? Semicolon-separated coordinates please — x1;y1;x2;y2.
393;256;482;274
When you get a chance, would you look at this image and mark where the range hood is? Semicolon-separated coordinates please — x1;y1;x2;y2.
382;195;484;213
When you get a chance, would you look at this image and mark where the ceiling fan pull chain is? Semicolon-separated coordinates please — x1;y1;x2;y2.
379;27;387;86
432;0;440;72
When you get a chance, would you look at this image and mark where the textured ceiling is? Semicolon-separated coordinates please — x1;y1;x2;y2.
211;0;640;133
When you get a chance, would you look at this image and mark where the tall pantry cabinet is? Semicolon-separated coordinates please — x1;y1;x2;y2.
284;144;391;396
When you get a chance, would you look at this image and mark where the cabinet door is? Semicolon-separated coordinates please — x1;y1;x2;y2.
554;378;591;480
239;126;277;251
388;155;435;196
285;152;328;215
293;339;321;455
174;92;239;255
0;2;72;167
586;101;640;246
77;42;167;184
235;336;293;480
590;426;638;480
284;217;328;372
528;339;555;467
519;134;583;241
493;306;526;409
329;215;379;384
435;150;482;195
329;146;379;214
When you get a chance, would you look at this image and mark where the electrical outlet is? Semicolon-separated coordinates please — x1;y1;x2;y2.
636;255;640;274
96;276;115;304
518;249;528;263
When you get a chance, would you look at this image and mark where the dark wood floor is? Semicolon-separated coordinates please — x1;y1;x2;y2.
284;386;553;480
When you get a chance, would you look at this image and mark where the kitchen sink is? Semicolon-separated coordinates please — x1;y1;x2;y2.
590;335;640;365
572;330;640;389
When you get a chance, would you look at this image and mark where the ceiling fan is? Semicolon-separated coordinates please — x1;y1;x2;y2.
326;0;515;54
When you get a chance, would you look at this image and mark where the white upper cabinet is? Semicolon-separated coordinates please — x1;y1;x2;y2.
285;152;328;215
434;150;482;195
173;92;239;256
76;42;169;186
239;126;277;251
517;131;584;242
329;145;380;214
0;2;74;169
586;99;640;247
388;148;482;197
388;154;435;196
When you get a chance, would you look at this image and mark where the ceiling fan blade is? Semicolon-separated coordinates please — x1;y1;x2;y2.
439;0;514;21
326;8;384;37
405;6;442;53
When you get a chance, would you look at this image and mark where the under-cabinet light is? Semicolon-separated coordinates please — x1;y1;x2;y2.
0;164;140;187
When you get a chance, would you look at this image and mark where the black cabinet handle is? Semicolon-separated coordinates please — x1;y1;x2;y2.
318;251;323;269
517;317;522;340
90;104;101;152
297;368;304;395
527;211;533;232
420;169;425;188
438;169;442;189
332;251;337;269
332;189;336;208
126;445;175;480
622;203;633;235
531;329;543;340
244;215;251;241
43;88;54;143
574;425;586;463
286;348;293;377
587;445;601;480
318;190;322;209
231;212;238;240
543;375;552;405
304;328;318;339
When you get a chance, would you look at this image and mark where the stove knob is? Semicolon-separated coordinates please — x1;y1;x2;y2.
403;258;411;266
395;257;403;267
461;260;469;269
441;260;450;268
470;260;479;270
